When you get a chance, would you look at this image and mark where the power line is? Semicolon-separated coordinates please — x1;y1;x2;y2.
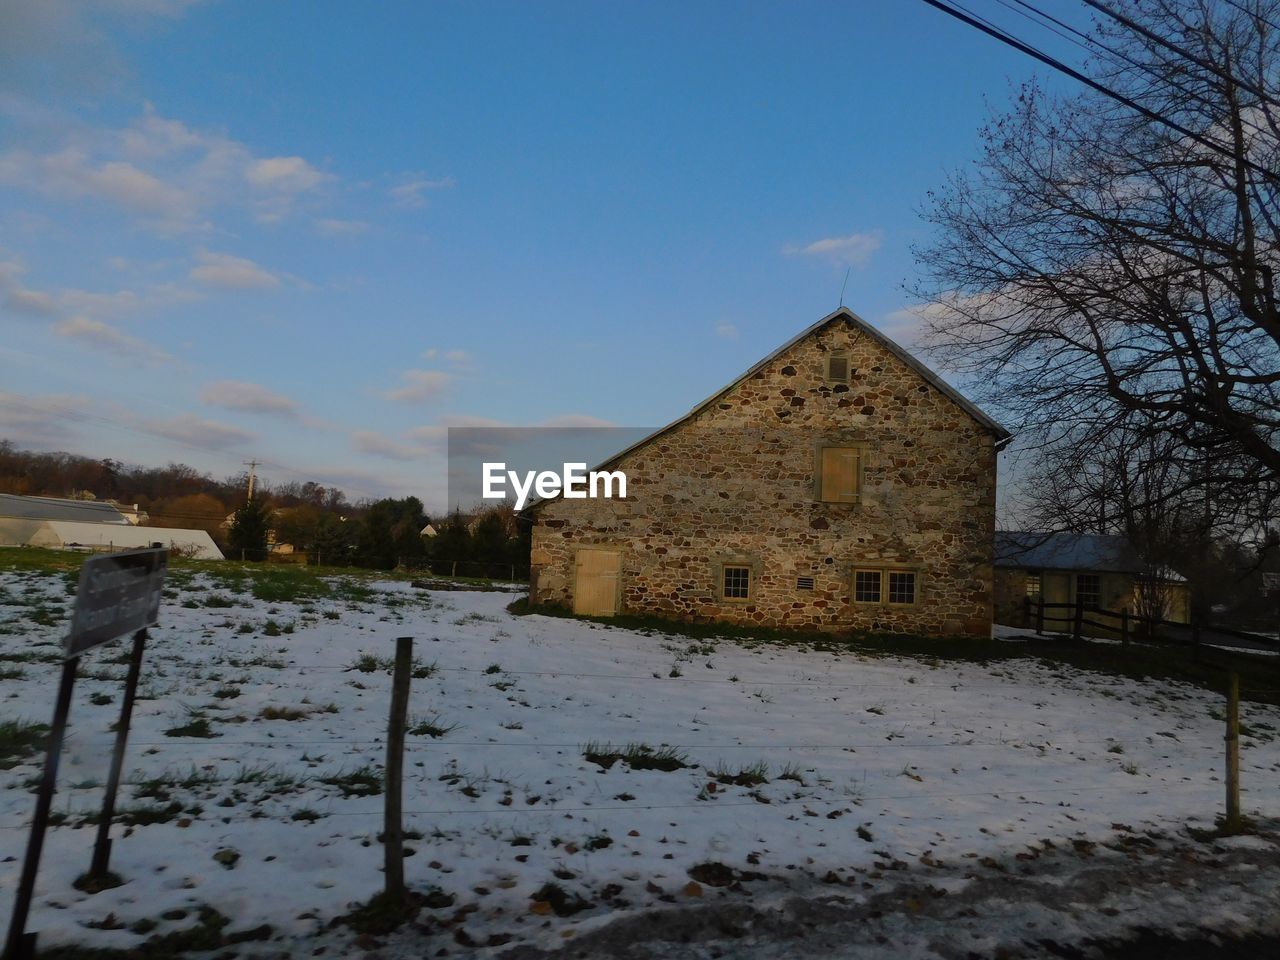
918;0;1280;187
1219;0;1280;35
1080;0;1280;108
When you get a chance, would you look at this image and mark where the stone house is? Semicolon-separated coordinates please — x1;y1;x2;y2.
526;307;1012;636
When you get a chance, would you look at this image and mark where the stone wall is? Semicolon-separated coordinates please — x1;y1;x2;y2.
529;314;1001;637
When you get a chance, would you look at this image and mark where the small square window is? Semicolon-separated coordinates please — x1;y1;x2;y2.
826;355;849;382
888;571;917;605
1076;574;1100;608
723;565;751;600
1025;573;1041;598
854;569;882;603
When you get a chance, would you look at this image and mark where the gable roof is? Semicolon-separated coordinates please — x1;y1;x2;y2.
526;307;1010;513
0;493;130;524
690;307;1011;444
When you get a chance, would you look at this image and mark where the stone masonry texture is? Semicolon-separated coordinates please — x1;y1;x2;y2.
528;312;1001;636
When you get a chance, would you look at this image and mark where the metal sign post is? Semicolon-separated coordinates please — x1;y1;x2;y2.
3;547;166;960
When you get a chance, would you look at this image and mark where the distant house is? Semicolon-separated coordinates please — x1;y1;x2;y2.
0;493;223;560
994;531;1189;629
527;307;1012;636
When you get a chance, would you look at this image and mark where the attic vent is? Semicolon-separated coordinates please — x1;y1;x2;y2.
826;356;849;382
796;576;815;590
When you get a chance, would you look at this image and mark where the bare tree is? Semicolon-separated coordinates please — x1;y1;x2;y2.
914;0;1280;533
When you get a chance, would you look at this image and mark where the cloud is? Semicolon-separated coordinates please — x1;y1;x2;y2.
351;430;424;461
247;156;332;193
390;175;455;209
53;315;172;364
383;369;452;404
200;380;299;417
539;414;617;428
783;230;884;268
0;104;335;230
142;413;255;450
0;389;91;445
714;322;738;340
0;261;56;316
314;217;369;236
189;250;280;290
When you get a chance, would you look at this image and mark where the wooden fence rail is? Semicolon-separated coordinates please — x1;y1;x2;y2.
1020;596;1280;653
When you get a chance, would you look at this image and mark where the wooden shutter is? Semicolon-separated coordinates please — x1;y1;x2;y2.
573;550;621;616
827;356;849;381
820;447;859;503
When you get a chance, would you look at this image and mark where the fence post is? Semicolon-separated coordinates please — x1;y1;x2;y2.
1192;620;1202;664
86;628;148;885
384;636;413;903
1022;595;1030;629
1120;608;1129;647
1036;597;1045;635
1225;672;1241;833
1073;598;1083;641
5;657;79;960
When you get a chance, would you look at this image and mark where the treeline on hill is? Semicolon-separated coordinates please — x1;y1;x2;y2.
0;441;530;578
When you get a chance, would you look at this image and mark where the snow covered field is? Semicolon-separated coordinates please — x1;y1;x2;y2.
1;562;1279;957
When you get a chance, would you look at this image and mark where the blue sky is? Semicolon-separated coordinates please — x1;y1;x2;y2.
0;1;1085;511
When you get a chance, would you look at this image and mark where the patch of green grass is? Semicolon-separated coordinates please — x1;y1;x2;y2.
409;712;459;739
163;716;217;739
582;741;689;772
258;705;308;721
347;653;437;678
0;719;49;770
321;765;383;797
711;760;770;786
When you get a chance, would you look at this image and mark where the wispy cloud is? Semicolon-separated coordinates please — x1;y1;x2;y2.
53;315;172;364
189;250;280;290
0;105;335;231
200;380;299;417
351;430;424;461
314;217;369;236
142;413;255;450
390;174;455;209
714;322;738;340
0;389;91;446
0;261;56;316
247;156;331;193
783;230;884;268
383;369;452;404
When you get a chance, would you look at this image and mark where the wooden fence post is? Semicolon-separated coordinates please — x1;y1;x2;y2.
1192;620;1202;664
1120;608;1129;647
1036;597;1045;636
1073;598;1083;641
1225;672;1242;833
384;636;413;903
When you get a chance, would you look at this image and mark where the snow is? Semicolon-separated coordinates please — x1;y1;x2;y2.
1;566;1279;956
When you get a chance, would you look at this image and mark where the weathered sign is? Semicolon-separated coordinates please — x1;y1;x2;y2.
65;548;167;658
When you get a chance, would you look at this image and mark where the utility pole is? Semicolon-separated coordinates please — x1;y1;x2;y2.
242;460;259;501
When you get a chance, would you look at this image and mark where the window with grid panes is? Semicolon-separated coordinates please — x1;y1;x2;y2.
853;569;882;603
723;565;751;600
887;570;917;605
